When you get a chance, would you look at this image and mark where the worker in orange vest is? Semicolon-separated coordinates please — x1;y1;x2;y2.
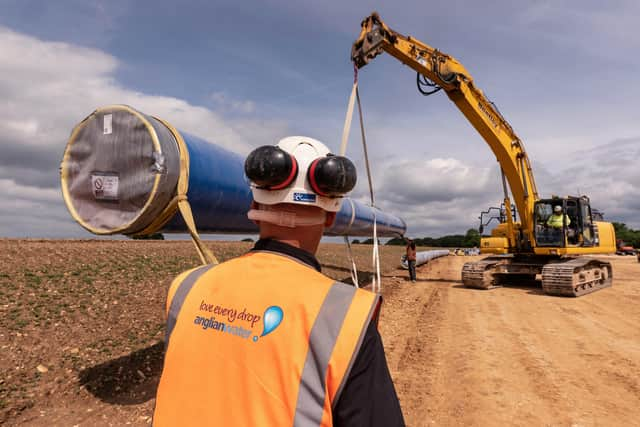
405;239;417;282
153;136;405;426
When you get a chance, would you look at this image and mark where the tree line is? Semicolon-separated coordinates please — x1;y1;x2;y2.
128;223;639;249
354;228;481;248
353;223;640;249
613;223;640;248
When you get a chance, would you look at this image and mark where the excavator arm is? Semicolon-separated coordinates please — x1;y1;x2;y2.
351;13;616;296
352;12;539;250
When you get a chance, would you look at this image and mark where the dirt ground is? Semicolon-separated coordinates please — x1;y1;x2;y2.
1;240;639;426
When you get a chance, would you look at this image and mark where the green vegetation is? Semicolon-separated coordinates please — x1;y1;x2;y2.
130;233;165;240
613;223;640;248
386;228;481;248
383;223;639;248
355;238;380;245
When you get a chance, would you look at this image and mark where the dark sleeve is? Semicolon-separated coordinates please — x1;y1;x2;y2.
332;316;406;427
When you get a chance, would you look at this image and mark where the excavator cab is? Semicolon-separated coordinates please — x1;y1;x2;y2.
534;196;596;248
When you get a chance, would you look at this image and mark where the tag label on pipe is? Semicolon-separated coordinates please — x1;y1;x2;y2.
91;173;119;200
103;114;112;135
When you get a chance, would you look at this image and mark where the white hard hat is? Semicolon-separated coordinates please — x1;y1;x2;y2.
244;136;356;213
554;205;562;213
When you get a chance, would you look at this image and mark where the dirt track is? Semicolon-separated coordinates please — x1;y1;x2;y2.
381;255;640;426
1;240;639;426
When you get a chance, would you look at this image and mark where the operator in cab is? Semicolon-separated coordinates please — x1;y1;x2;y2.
547;205;570;229
153;136;405;427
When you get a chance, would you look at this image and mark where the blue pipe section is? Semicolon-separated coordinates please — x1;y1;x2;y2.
400;250;450;269
162;132;406;237
163;132;256;234
328;199;406;237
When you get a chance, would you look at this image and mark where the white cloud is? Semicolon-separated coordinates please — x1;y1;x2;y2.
379;157;495;203
550;139;640;224
369;157;501;236
364;138;640;237
0;26;289;237
210;92;256;114
1;6;639;240
0;179;60;203
0;25;288;157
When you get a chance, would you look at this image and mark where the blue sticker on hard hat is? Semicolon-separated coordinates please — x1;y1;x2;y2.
293;192;316;203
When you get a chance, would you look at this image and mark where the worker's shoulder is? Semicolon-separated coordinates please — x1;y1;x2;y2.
165;264;214;312
331;279;380;302
169;263;214;286
230;249;327;274
169;265;203;288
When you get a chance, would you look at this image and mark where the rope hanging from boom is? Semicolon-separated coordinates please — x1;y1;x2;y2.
340;66;382;293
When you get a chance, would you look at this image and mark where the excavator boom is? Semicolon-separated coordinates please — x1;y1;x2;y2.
351;12;615;296
353;12;539;251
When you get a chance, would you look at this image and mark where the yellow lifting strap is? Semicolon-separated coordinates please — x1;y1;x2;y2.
133;117;219;266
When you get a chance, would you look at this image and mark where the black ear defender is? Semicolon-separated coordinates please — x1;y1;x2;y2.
244;146;298;190
307;154;357;197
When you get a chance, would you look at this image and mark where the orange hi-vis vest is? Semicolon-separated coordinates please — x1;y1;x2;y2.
153;250;380;427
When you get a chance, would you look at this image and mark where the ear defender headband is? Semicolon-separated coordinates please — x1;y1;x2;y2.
245;146;357;196
244;146;298;190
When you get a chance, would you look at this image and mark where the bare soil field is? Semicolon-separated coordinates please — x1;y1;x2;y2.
1;239;639;426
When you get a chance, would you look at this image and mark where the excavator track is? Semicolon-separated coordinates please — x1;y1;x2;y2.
463;256;613;297
461;256;510;289
541;258;612;297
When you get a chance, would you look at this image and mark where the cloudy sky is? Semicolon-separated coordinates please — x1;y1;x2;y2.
1;0;638;239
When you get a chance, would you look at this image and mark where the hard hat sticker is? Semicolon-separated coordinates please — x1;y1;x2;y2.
293;192;316;203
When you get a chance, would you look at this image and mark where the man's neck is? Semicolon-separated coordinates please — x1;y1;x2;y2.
252;238;322;272
259;234;320;254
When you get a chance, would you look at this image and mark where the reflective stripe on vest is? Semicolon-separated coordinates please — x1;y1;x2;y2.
165;264;215;350
154;252;379;427
294;283;357;426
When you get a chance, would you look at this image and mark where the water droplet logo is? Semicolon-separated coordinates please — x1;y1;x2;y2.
260;306;283;337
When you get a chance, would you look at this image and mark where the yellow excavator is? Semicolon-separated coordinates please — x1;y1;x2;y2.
351;12;616;296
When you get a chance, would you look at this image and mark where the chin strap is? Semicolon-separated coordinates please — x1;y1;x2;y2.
247;208;326;228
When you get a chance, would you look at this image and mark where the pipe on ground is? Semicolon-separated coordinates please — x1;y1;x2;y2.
401;250;450;269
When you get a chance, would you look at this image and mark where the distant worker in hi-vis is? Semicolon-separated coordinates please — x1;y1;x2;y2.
153;136;405;426
406;239;417;283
